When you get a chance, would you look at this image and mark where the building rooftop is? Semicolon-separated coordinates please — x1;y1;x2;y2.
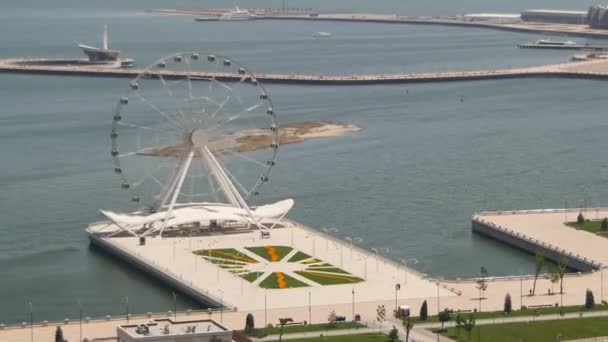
118;319;228;338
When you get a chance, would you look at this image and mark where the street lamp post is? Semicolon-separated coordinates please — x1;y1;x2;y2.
394;283;401;313
29;300;33;342
345;237;353;259
308;288;312;324
400;258;419;285
219;290;224;323
125;296;129;322
78;300;83;342
351;288;355;321
264;289;268;326
436;281;440;314
172;292;177;321
371;248;379;271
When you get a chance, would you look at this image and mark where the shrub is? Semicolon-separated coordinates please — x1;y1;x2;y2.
504;293;512;313
602;218;608;231
577;212;585;224
245;313;255;333
438;310;450;328
55;326;65;342
586;289;595;309
388;326;399;341
420;300;428;320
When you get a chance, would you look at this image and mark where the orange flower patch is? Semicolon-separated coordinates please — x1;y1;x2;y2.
265;245;279;262
276;272;287;288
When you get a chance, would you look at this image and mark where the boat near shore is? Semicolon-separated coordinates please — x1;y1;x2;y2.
519;39;608;51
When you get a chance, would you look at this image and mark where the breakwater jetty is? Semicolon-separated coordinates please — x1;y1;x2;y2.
473;208;608;271
153;8;608;39
3;58;608;85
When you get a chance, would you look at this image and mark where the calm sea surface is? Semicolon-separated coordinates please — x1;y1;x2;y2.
1;0;607;324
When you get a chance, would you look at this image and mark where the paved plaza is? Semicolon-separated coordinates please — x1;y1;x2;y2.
475;208;608;266
89;220;455;312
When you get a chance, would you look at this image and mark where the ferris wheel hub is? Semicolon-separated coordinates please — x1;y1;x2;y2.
190;128;209;148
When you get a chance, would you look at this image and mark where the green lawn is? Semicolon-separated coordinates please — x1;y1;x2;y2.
259;272;309;289
240;272;264;282
289;251;312;262
566;220;608;238
441;316;608;342
295;270;363;285
411;304;608;323
246;246;293;262
304;267;351;274
289;333;393;342
245;322;365;338
193;248;257;263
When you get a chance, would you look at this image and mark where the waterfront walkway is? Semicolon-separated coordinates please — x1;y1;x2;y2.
2;57;608;85
473;208;608;269
155;8;608;39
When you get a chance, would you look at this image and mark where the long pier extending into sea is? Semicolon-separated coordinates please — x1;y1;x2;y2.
2;58;608;85
154;8;608;39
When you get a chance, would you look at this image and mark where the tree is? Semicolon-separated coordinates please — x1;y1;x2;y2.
278;318;293;342
245;313;255;333
419;300;428;320
403;317;414;342
602;217;608;231
376;305;386;325
476;269;488;312
462;314;476;342
55;326;65;342
455;313;463;340
328;310;337;326
550;271;560;294
532;251;545;296
388;325;399;342
504;293;512;313
577;212;585;224
586;289;595;309
438;309;450;328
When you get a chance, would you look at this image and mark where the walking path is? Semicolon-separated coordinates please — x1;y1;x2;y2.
2;57;608;85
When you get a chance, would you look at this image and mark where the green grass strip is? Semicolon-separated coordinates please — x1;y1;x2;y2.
304;267;351;274
259;272;309;289
194;248;257;263
241;272;265;283
442;316;608;342
289;333;386;342
288;251;312;262
245;322;366;338
295;270;363;285
245;246;293;262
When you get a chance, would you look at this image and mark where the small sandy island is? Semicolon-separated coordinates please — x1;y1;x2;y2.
139;121;361;157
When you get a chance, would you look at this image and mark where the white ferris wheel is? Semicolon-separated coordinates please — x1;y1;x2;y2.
100;52;294;238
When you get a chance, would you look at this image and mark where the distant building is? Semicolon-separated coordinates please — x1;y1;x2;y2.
587;5;608;29
117;319;232;342
521;9;588;24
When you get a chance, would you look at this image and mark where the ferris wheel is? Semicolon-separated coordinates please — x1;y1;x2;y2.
104;52;290;237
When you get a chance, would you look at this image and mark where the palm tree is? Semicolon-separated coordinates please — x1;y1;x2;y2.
557;255;567;306
532;251;545;296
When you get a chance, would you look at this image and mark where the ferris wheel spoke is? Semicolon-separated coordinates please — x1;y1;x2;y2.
117;121;164;132
215;155;253;197
225;150;269;168
134;92;185;130
157;74;193;127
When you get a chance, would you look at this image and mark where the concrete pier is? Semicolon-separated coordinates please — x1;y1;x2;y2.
3;58;608;84
473;208;608;271
86;219;456;313
153;9;608;39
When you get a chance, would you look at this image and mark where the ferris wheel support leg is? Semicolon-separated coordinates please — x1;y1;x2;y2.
202;146;265;230
157;148;195;238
